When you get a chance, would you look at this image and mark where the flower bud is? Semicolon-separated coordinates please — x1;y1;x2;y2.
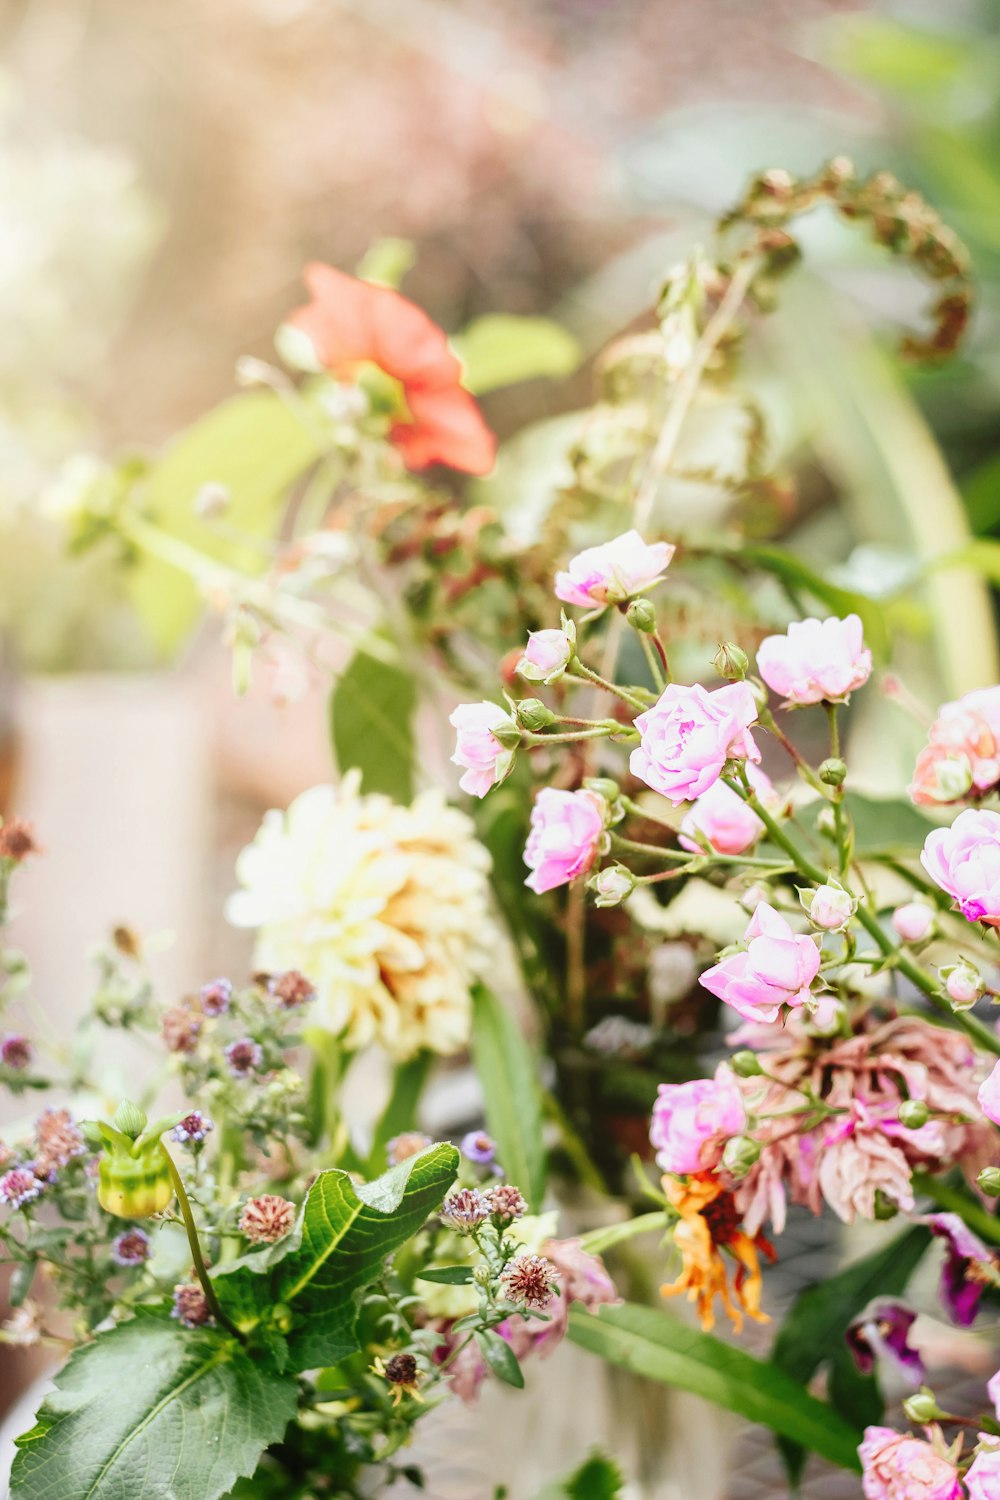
114;1100;148;1141
713;642;749;681
902;1390;945;1424
590;864;636;908
892;902;935;945
517;629;573;686
721;1135;761;1178
625;597;657;634
730;1050;763;1078
897;1099;929;1130
979;1167;1000;1197
491;717;524;750
274;323;323;374
515;699;556;733
818;758;847;788
98;1139;173;1219
942;961;983;1011
802;882;855;932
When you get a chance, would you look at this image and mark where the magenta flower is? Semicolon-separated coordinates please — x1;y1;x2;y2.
700;902;820;1023
449;701;517;798
927;1212;996;1326
517;629;573;685
858;1427;962;1500
846;1301;924;1386
757;614;872;706
921;808;1000;926
554;529;674;610
630;681;760;806
966;1447;1000;1500
650;1065;746;1175
679;765;774;856
523;787;605;894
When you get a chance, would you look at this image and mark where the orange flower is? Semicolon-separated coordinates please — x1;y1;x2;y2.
288;263;497;476
661;1173;776;1332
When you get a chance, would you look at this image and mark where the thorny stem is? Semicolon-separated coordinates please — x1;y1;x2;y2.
163;1149;245;1341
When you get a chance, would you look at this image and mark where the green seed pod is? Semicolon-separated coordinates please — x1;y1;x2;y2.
978;1167;1000;1198
897;1099;929;1130
730;1050;763;1078
98;1138;174;1219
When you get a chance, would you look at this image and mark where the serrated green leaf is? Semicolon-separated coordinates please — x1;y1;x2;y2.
454;314;581;394
568;1303;862;1472
329;646;416;802
475;1328;524;1388
471;984;546;1212
9;1315;297;1500
215;1144;458;1371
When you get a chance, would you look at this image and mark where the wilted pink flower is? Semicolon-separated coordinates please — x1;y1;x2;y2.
806;883;856;932
449;701;517;798
517;629;573;685
892;903;935;944
922;808;1000;926
524;787;605;894
499;1253;558;1311
679;765;775;856
700;903;820;1022
554;529;674;609
818;1104;915;1223
859;1427;962;1500
757;615;872;706
978;1059;1000;1125
650;1065;746;1174
171;1283;213;1329
630;681;760;806
966;1447;1000;1500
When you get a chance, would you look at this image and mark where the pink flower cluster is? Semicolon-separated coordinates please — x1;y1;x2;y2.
699;903;820;1023
630;681;760;806
757;614;872;705
554;529;674;610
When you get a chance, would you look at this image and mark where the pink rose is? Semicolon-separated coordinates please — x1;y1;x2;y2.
679;765;775;856
892;903;935;944
757;614;872;706
921;808;1000;926
859;1427;963;1500
700;902;820;1023
449;701;517;798
650;1064;746;1174
806;883;856;931
966;1447;1000;1500
554;529;675;609
523;787;605;894
911;705;999;806
517;629;573;685
978;1059;1000;1126
630;681;761;806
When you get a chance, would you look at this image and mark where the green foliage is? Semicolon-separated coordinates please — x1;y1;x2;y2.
329;645;416;802
215;1144;458;1371
365;1052;432;1174
454;314;582;394
10;1315;298;1500
568;1303;862;1472
128;391;322;656
799;791;935;856
356;237;417;289
739;543;890;660
470;983;547;1212
533;1453;625;1499
475;1327;525;1388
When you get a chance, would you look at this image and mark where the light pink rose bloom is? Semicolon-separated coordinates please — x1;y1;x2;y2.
650;1064;746;1174
699;902;820;1023
859;1427;963;1500
517;629;573;685
757;614;872;706
807;883;856;932
679;765;775;856
449;701;517;798
978;1059;1000;1125
921;808;1000;927
523;787;605;894
966;1447;1000;1500
630;681;761;806
554;529;675;609
892;903;935;944
911;704;999;806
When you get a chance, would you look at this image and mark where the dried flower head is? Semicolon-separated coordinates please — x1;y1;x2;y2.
387;1132;432;1165
484;1184;527;1225
112;1227;152;1267
239;1194;296;1245
499;1253;558;1311
0;1167;42;1210
171;1284;213;1329
0;1034;31;1071
224;1038;263;1078
162;1006;203;1055
199;978;232;1018
170;1112;213;1146
269;970;316;1009
372;1351;424;1405
440;1188;490;1232
0;819;39;863
35;1109;86;1174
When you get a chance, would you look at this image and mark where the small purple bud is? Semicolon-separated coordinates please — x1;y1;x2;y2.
170;1111;214;1146
199;979;232;1018
112;1227;152;1267
460;1130;497;1166
0;1167;42;1209
171;1283;213;1329
0;1033;32;1071
224;1038;263;1078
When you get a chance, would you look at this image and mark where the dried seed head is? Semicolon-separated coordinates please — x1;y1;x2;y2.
269;970;316;1009
440;1187;490;1232
224;1038;263;1078
499;1253;558;1311
0;819;38;863
162;1007;203;1055
384;1352;418;1385
239;1194;296;1245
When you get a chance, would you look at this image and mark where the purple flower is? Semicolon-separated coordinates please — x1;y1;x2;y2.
224;1038;263;1078
112;1228;152;1267
171;1284;213;1329
0;1167;42;1209
199;978;232;1018
170;1111;213;1146
0;1033;31;1071
846;1300;924;1386
927;1213;996;1326
460;1131;497;1167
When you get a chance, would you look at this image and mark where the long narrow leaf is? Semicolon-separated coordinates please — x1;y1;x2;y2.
471;983;546;1211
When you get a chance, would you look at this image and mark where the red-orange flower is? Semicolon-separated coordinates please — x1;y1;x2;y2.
288;263;496;476
661;1173;776;1332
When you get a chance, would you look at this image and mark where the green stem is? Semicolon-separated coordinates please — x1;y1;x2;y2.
638;632;666;692
164;1150;245;1341
568;660;648;712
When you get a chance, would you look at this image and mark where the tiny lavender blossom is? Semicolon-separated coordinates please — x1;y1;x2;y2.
240;1194;296;1244
678;765;774;856
699;902;820;1022
0;1033;31;1071
224;1038;264;1078
921;808;1000;926
199;978;232;1017
440;1188;490;1231
858;1426;962;1500
499;1253;558;1311
757;614;872;706
112;1228;152;1267
171;1284;214;1329
460;1130;497;1166
269;970;316;1008
554;529;674;609
650;1066;746;1175
170;1111;213;1146
517;629;573;685
449;701;518;798
523;787;605;894
630;681;760;806
0;1168;42;1210
892;903;935;944
387;1132;432;1165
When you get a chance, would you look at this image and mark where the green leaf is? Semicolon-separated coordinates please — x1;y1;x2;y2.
356;237;417;290
797;792;935;857
417;1265;475;1285
470;983;546;1212
475;1328;524;1389
128;391;322;657
739;544;890;661
366;1052;432;1174
533;1453;625;1500
9;1315;297;1500
329;645;416;802
567;1303;862;1472
454;314;581;394
215;1144;458;1372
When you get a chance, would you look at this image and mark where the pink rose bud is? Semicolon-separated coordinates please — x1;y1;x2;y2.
756;614;872;706
449;701;518;798
650;1065;746;1175
630;681;761;806
805;883;856;932
978;1059;1000;1126
554;529;675;609
517;629;573;685
921;808;1000;926
523;787;606;894
678;765;775;857
891;902;935;944
858;1426;963;1500
699;901;820;1023
943;962;982;1010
